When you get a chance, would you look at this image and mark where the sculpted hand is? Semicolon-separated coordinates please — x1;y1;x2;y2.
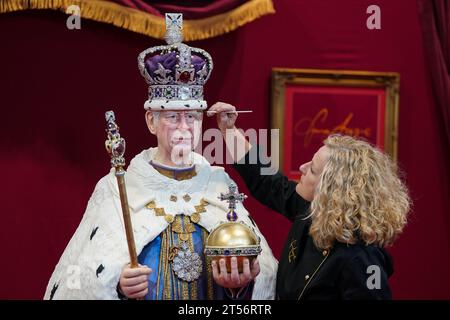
118;264;152;299
211;257;260;289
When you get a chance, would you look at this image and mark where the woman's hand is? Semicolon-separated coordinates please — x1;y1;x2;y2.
207;102;238;133
211;257;260;289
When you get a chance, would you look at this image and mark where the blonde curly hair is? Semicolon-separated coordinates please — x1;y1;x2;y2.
309;135;411;250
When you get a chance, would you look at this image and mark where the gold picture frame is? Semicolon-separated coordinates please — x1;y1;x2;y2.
271;68;400;180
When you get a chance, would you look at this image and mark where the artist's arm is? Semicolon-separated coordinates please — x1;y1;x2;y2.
208;102;310;221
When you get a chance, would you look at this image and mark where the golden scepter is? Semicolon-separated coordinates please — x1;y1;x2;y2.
105;110;138;268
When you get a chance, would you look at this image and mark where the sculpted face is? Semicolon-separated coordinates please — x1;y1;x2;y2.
146;110;203;166
295;145;330;201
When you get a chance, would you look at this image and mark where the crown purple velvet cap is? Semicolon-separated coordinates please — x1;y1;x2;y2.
145;52;206;79
137;14;213;111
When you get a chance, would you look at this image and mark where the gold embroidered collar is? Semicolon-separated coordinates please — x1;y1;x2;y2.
150;160;197;181
145;198;209;242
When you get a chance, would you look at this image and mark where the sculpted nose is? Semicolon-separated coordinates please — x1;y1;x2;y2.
299;163;307;174
177;116;189;130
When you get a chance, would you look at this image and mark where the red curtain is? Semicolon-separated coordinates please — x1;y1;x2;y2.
417;0;450;151
0;0;275;41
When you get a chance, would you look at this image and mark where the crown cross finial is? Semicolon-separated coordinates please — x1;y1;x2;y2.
219;183;247;221
165;13;183;45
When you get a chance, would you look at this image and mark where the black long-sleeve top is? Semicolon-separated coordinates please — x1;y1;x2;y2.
232;146;394;300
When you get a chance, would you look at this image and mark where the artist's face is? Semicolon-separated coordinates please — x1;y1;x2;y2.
295;145;330;201
146;110;203;163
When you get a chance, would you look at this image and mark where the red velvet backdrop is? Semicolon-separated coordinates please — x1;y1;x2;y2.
1;0;449;299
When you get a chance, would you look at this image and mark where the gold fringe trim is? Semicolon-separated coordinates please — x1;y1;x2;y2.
0;0;275;41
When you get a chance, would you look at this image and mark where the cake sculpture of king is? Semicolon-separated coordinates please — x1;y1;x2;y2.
44;13;277;300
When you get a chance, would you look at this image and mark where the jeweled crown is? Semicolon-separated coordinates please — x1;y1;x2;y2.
138;13;213;111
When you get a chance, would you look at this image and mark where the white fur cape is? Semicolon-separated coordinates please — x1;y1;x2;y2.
44;148;278;300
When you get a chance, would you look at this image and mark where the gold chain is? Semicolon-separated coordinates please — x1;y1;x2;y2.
146;198;209;260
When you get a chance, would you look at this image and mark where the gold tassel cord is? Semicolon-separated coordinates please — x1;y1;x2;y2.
0;0;275;41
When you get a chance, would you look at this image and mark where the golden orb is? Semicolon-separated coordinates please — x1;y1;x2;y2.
205;221;261;273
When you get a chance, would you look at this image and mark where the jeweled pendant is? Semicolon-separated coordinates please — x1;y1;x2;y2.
172;242;202;282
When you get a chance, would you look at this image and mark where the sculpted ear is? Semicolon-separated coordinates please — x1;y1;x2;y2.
145;111;157;135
